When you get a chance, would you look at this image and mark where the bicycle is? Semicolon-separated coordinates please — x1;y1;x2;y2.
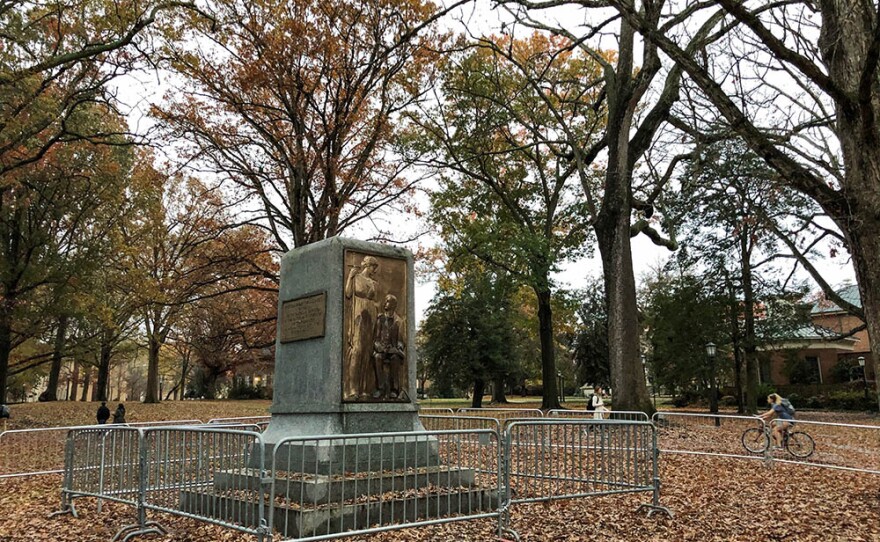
741;422;815;458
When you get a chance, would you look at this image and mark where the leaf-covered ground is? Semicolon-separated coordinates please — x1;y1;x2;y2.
1;454;878;541
1;404;878;541
2;400;272;430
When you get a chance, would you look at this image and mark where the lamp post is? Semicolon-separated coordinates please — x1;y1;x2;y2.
706;342;719;426
858;356;868;400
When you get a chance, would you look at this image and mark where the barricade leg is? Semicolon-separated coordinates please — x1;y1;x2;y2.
49;433;77;519
111;433;167;542
636;430;672;518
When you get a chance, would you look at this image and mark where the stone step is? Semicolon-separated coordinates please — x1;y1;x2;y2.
179;487;498;538
215;465;476;503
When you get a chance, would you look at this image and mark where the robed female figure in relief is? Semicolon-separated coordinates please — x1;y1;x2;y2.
344;256;379;400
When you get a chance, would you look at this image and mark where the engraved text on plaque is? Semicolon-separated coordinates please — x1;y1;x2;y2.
280;292;326;343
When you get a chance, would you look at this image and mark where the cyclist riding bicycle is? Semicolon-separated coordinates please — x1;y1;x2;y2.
757;393;795;448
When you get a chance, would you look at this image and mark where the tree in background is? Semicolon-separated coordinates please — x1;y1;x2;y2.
606;0;880;409
410;34;598;409
571;278;611;391
481;2;726;411
155;0;456;250
0;105;132;403
666;139;818;411
420;266;522;407
0;0;210;177
643;271;729;403
121;158;276;403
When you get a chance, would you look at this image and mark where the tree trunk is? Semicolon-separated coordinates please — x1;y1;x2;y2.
534;288;560;410
740;237;759;413
848;225;880;409
471;378;485;408
80;367;91;402
591;13;653;415
94;330;113;402
144;333;161;403
44;315;69;402
492;374;508;403
69;360;80;403
0;313;11;404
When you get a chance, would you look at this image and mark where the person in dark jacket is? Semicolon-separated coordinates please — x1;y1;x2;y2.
112;403;126;424
0;403;9;433
96;401;111;424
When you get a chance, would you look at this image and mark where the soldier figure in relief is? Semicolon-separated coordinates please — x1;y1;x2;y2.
372;294;406;400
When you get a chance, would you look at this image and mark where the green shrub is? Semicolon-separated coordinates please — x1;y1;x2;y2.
228;380;270;400
720;395;737;407
805;396;823;409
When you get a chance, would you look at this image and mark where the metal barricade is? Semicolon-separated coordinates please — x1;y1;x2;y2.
767;418;880;474
548;409;650;422
0;420;204;479
56;426;143;514
127;419;204;427
270;428;502;541
208;416;271;425
419;414;501;433
1;425;97;478
140;427;269;540
417;407;455;415
502;418;669;534
201;422;266;433
458;408;544;421
652;411;768;460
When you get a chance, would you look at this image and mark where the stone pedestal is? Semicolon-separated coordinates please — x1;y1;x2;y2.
192;238;497;538
261;237;428;463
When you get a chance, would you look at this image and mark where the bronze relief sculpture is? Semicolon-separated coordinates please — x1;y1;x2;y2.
343;251;408;402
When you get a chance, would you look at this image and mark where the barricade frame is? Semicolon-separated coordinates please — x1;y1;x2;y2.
652;411;770;461
548;409;651;422
269;428;505;542
500;418;671;534
138;426;270;541
767;418;880;474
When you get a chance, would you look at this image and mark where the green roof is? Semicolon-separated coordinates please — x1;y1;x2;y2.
811;284;861;315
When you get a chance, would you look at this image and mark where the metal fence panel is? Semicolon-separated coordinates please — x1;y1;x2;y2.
418;408;455;415
142;427;268;538
419;415;501;434
270;429;502;541
128;419;204;427
0;420;205;479
768;419;880;474
653;411;769;460
504;419;657;505
457;408;544;420
208;416;271;426
60;427;143;508
548;409;650;422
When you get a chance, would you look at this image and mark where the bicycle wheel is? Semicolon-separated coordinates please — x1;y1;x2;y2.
785;431;815;458
742;427;769;454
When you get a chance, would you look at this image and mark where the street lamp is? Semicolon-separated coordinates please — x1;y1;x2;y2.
858;356;868;400
705;342;719;426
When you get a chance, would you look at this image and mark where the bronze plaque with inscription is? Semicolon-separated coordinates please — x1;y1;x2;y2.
342;250;409;403
280;292;326;343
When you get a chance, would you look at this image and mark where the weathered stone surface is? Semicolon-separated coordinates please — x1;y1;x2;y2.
179;487;499;538
215;465;477;503
263;237;424;453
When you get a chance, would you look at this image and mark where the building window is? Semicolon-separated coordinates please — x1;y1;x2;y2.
804;356;822;384
760;359;771;384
